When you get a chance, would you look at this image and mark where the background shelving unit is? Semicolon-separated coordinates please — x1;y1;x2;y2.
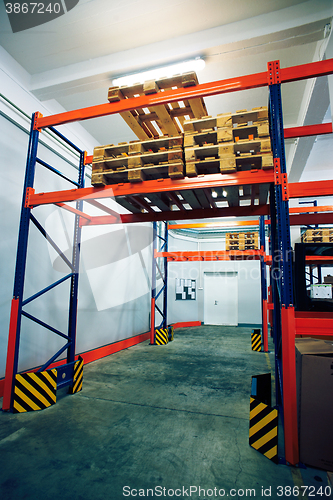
3;59;333;467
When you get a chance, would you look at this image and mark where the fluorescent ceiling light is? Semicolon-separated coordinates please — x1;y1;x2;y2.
112;58;205;87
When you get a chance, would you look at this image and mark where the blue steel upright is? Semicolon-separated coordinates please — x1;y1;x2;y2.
162;222;168;329
150;221;168;343
67;149;85;364
268;61;299;464
2;113;86;411
2;113;40;410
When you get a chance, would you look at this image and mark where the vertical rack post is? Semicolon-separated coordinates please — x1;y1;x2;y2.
2;113;40;411
268;60;299;465
259;216;268;352
150;221;168;344
162;222;168;329
150;222;157;344
67;150;85;364
269;188;282;410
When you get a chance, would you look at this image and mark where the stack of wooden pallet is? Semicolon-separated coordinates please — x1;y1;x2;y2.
301;228;333;243
91;136;184;186
183;107;273;177
225;231;259;251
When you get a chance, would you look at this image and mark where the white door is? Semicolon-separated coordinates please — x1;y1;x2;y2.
204;272;238;326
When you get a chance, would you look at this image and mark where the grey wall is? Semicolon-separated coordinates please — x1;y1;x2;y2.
0;49;152;379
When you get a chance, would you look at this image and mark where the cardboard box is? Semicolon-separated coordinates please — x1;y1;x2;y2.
295;339;333;471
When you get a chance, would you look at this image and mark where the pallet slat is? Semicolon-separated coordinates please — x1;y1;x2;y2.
108;72;208;139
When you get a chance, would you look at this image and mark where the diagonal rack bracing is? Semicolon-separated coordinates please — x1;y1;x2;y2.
3;58;333;466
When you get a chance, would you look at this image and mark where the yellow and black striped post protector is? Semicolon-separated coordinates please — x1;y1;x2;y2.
154;328;169;345
168;325;174;342
251;328;262;351
249;397;278;463
69;356;84;394
13;369;57;413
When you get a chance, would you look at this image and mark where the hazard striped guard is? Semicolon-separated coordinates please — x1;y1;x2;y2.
69;356;84;394
168;325;174;342
13;369;57;413
154;328;169;345
249;397;278;463
251;329;262;351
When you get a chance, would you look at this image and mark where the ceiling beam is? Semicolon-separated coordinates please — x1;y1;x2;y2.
29;2;332;100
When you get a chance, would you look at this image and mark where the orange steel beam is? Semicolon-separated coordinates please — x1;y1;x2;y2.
35;59;333;130
25;176;332;208
155;250;262;261
265;255;333;265
168;206;333;230
289;205;333;214
168;220;260;229
80;205;269;226
284;122;333;139
289;213;333;225
305;256;333;262
289;180;333;198
56;203;92;221
27;170;275;207
35;71;268;129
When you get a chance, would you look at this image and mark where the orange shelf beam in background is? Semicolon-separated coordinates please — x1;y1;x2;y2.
27;170;275;207
289;180;333;198
155;250;263;261
168;220;261;230
289;205;333;214
284;122;333;139
35;58;333;130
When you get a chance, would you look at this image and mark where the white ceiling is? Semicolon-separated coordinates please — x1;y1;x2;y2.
1;0;333;182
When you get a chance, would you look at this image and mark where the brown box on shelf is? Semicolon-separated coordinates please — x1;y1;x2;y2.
295;338;333;472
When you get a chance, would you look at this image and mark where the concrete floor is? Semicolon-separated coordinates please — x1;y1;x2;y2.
0;325;332;500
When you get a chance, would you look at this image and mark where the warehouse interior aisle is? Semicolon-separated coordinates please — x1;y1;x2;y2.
0;326;330;500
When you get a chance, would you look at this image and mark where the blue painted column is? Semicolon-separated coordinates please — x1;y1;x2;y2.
67;150;85;364
2;113;40;411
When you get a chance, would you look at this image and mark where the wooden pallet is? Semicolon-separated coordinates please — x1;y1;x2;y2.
184;107;272;177
93;136;183;161
226;244;259;250
184;122;269;146
183;107;269;135
186;152;273;177
93;147;183;170
107;72;208;140
91;161;184;187
226;231;259;251
301;228;333;243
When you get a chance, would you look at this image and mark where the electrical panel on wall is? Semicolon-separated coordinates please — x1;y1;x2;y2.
175;279;196;300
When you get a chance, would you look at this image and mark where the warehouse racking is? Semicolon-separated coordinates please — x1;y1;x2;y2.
2;58;333;466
